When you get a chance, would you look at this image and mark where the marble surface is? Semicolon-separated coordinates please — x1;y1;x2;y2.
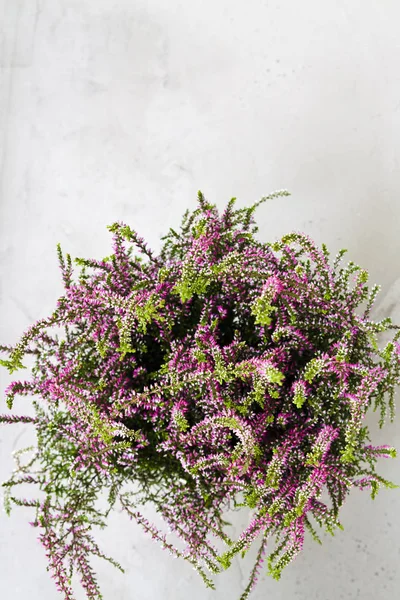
1;1;400;599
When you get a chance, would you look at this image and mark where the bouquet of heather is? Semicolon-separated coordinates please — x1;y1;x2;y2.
1;190;400;600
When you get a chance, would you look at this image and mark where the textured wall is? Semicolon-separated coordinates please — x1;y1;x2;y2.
1;1;400;599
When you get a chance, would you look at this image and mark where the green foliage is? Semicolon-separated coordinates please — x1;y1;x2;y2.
251;296;276;327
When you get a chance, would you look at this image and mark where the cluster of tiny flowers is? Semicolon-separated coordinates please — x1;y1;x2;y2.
1;190;400;600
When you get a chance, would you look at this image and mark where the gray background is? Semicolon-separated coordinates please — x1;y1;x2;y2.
1;1;399;599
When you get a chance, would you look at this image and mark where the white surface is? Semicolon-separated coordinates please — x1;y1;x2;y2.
1;1;400;599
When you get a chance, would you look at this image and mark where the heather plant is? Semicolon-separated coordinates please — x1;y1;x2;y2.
1;189;400;600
